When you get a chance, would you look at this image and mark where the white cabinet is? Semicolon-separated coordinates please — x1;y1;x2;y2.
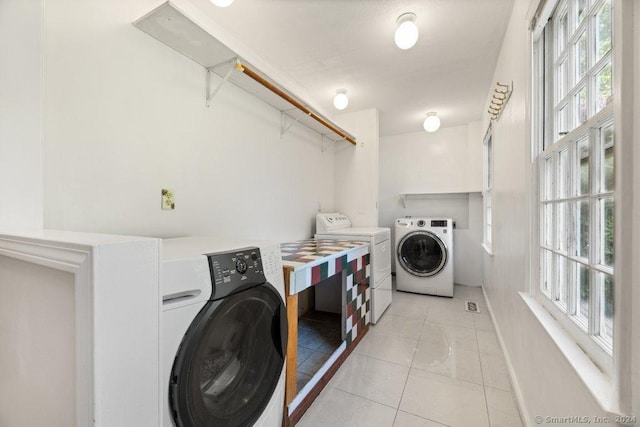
0;230;160;427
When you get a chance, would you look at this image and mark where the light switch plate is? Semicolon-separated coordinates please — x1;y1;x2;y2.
161;188;175;210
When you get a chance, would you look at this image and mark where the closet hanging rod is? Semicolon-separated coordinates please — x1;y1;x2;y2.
235;62;357;146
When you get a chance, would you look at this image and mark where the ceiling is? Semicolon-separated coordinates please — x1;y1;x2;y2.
189;0;514;137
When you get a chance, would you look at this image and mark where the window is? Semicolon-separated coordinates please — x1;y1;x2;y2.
483;125;493;251
534;0;614;372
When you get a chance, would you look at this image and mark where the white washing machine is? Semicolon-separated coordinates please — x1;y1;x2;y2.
395;218;454;297
315;213;392;324
161;237;287;427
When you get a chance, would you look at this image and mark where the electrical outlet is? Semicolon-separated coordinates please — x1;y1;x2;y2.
161;188;175;210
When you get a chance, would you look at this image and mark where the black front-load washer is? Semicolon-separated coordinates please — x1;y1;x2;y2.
168;247;287;427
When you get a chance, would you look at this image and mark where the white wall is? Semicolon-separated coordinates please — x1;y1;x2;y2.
455;193;484;287
380;124;482;197
379;123;484;286
42;0;337;242
632;0;640;418
333;108;380;227
0;0;44;230
466;121;484;191
619;0;639;418
483;0;640;422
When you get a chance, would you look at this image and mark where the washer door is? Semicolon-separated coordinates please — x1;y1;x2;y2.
397;231;448;277
169;283;287;427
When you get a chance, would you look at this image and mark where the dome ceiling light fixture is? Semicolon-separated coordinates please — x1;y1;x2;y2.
333;89;349;110
423;112;441;132
211;0;234;7
394;12;419;50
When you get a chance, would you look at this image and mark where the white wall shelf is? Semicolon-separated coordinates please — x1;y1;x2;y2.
134;2;356;145
399;191;480;208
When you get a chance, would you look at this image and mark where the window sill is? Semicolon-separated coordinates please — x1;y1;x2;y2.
519;292;625;417
481;242;494;257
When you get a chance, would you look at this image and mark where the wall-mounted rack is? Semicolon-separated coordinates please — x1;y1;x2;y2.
134;2;356;145
487;81;513;121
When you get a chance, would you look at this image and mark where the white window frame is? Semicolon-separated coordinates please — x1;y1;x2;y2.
483;124;493;253
532;0;614;376
548;0;613;144
538;107;614;374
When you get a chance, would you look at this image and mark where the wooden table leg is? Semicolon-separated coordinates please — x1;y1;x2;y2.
285;292;298;405
283;266;298;409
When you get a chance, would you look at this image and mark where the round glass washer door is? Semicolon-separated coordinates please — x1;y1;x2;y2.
397;230;448;277
169;283;287;427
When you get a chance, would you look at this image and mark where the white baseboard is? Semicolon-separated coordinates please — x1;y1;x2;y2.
481;286;532;427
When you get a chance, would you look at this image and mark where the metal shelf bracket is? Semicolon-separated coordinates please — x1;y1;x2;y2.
206;58;238;107
280;111;302;137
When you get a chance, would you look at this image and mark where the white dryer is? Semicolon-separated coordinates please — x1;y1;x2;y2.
162;237;287;427
395;218;454;297
315;213;392;324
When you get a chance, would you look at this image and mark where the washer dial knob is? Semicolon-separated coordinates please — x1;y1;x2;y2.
235;259;248;274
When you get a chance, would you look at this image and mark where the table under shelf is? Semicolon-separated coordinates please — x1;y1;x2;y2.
280;238;371;425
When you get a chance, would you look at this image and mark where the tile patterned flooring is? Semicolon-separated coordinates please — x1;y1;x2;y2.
297;282;523;427
296;310;343;392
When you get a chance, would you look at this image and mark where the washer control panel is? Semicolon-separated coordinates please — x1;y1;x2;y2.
207;247;266;300
396;218;454;229
316;212;351;232
430;220;448;227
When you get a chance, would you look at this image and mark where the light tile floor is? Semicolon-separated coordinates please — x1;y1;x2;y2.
297;310;343;391
298;282;523;427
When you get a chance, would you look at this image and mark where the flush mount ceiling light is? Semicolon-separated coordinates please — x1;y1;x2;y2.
211;0;234;7
423;112;441;132
394;12;419;50
333;89;349;110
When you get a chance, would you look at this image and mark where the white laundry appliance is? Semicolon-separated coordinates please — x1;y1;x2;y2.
395;218;454;297
315;213;392;323
162;237;287;427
